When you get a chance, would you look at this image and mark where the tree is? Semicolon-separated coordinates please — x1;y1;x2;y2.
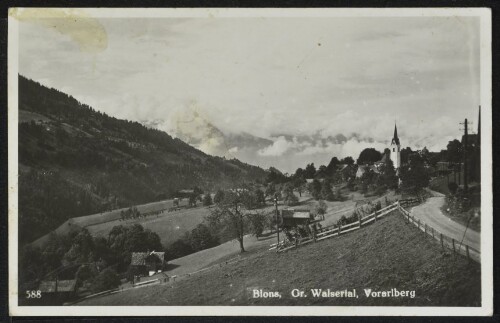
213;189;224;204
265;183;276;198
207;190;250;253
357;148;382;165
189;223;218;251
254;188;266;206
282;182;299;206
292;176;306;197
189;194;197;207
304;163;316;179
377;158;398;189
399;154;430;196
90;268;121;293
340;156;354;165
107;224;162;270
360;167;376;193
314;200;328;219
248;212;268;237
75;264;98;288
316;165;328;178
321;179;335;201
326;157;340;175
308;179;322;200
294;167;305;179
63;228;95;264
266;167;287;184
446;139;463;164
400;147;413;165
240;191;259;209
202;194;213;206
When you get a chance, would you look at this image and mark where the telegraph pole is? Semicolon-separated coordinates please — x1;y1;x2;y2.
274;197;279;250
460;118;471;193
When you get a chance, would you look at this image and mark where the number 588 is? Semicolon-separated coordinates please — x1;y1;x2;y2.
26;290;42;298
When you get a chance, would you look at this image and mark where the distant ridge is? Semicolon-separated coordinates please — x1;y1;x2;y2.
18;75;267;245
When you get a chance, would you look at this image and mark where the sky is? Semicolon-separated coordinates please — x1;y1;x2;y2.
17;12;481;172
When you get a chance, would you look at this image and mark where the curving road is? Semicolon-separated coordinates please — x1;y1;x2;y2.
410;192;480;252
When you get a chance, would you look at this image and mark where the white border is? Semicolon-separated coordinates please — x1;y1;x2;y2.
8;7;493;317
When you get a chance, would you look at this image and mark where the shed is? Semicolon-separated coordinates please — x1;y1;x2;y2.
280;209;313;227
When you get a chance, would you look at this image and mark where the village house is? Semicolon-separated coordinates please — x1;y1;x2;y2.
38;279;77;304
130;251;167;277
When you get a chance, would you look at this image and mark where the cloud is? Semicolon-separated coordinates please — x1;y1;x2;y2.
17;14;481;172
258;136;298;156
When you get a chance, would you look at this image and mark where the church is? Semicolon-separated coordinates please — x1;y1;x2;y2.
356;123;402;178
373;123;401;173
389;123;401;169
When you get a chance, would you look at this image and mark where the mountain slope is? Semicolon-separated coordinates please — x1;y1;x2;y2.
78;212;480;306
18;75;267;245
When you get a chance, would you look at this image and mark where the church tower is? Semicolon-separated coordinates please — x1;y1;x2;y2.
390;123;401;169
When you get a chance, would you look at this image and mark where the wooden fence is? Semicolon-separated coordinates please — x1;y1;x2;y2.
270;202;400;253
396;203;480;263
270;198;480;264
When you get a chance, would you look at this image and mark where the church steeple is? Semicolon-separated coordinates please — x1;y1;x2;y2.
391;123;400;145
390;122;401;169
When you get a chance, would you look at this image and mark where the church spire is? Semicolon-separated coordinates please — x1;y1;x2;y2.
391;123;400;145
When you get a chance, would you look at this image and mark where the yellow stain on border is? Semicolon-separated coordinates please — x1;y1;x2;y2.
9;8;108;53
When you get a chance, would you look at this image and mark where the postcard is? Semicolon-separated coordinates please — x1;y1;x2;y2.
7;7;492;316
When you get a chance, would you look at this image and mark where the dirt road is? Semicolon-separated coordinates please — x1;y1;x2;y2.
410;193;480;251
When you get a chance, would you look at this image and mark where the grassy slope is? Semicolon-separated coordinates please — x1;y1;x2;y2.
79;212;480;306
32;198;209;248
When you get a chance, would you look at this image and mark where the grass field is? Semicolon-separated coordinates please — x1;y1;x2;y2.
78;210;480;306
32;198;204;247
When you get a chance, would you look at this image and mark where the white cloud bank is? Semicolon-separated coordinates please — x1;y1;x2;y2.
17;14;481;172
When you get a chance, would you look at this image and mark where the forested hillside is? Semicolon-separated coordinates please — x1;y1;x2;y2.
18;75;267;245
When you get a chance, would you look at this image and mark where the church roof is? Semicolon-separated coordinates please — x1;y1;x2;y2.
391;123;400;145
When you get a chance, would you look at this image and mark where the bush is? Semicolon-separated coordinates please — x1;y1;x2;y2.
90;268;121;293
75;264;98;288
448;182;458;195
202;194;213;206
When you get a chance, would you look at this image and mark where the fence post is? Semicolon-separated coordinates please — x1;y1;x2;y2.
358;213;362;228
466;245;470;262
374;211;377;222
440;233;444;249
339;224;342;235
452;239;456;253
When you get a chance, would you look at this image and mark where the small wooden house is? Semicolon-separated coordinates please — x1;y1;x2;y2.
130;251;167;277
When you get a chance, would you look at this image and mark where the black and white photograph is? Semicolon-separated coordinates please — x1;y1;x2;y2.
7;8;492;316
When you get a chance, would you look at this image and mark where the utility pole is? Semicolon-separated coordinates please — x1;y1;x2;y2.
274;197;279;251
460;118;471;193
